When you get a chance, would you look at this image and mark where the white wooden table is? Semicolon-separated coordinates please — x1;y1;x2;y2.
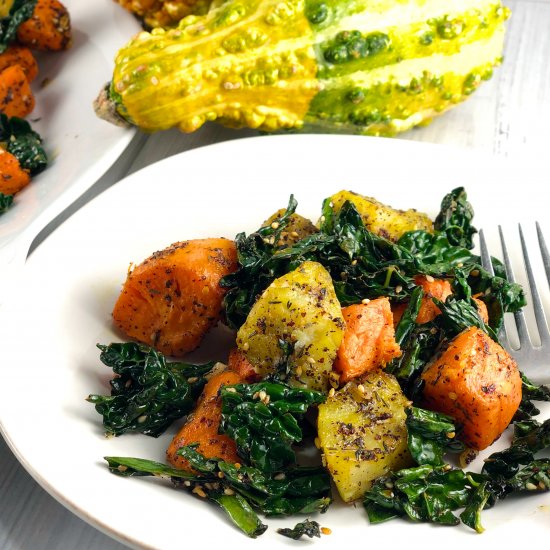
1;0;549;548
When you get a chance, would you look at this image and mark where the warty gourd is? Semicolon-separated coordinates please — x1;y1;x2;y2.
96;0;510;136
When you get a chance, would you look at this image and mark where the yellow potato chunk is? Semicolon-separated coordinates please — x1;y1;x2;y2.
236;261;344;392
317;371;412;502
328;190;433;241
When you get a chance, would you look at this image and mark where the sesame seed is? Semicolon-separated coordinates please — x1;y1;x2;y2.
352;259;358;265
425;274;435;283
117;465;128;472
448;392;457;400
253;392;259;400
192;486;207;498
234;463;242;469
361;298;370;304
446;431;456;438
357;384;366;394
320;216;326;223
218;471;225;479
395;285;403;293
328;388;336;398
224;487;235;495
242;342;250;351
321;527;332;535
151;76;159;85
291;231;299;238
137;415;147;423
273;472;286;480
295;366;303;376
259;390;267;401
187;377;198;383
271;222;280;229
307;356;316;364
314;437;321;449
225;387;237;393
184;480;191;487
526;482;538;491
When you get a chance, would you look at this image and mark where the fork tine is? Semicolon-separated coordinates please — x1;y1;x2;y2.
536;222;550;288
478;229;494;275
498;226;531;349
519;224;550;345
479;229;509;346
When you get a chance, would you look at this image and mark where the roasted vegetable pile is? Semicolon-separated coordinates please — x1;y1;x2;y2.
0;113;47;214
89;187;550;537
100;0;510;136
0;0;71;214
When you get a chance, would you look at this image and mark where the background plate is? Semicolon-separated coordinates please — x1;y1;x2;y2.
0;135;548;549
0;0;140;286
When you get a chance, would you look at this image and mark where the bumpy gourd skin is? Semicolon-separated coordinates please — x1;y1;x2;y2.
115;0;214;29
105;0;510;136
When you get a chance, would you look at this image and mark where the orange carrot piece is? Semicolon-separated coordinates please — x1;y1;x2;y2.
227;347;258;382
16;0;72;51
0;46;38;81
0;148;31;195
334;297;401;383
166;368;243;471
421;326;522;450
0;65;35;118
112;238;238;357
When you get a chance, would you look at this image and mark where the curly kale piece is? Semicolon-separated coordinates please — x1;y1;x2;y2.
434;187;477;249
405;407;464;466
364;417;550;532
0;192;14;215
277;519;321;540
220;382;326;473
177;445;332;517
0;0;36;53
0;114;47;175
105;454;267;538
364;464;481;526
513;373;550;421
87;342;215;437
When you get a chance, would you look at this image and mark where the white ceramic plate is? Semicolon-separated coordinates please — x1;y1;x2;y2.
0;135;548;550
0;0;140;292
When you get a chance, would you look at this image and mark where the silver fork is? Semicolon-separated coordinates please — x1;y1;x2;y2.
478;223;550;385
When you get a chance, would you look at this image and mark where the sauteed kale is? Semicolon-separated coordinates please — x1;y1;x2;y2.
89;187;549;537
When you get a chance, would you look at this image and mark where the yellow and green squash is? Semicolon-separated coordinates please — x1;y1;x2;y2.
96;0;510;136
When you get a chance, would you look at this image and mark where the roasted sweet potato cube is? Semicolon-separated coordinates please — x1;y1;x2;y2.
166;368;242;472
334;297;401;383
421;326;522;450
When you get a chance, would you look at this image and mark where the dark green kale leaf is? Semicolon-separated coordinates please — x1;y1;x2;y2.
364;464;480;527
434;295;498;341
0;114;48;175
364;407;550;532
277;519;321;540
177;445;331;517
434;187;477;249
220;382;326;473
513;373;550;421
405;407;465;466
87;342;215;437
105;454;268;538
0;192;14;215
0;0;37;53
